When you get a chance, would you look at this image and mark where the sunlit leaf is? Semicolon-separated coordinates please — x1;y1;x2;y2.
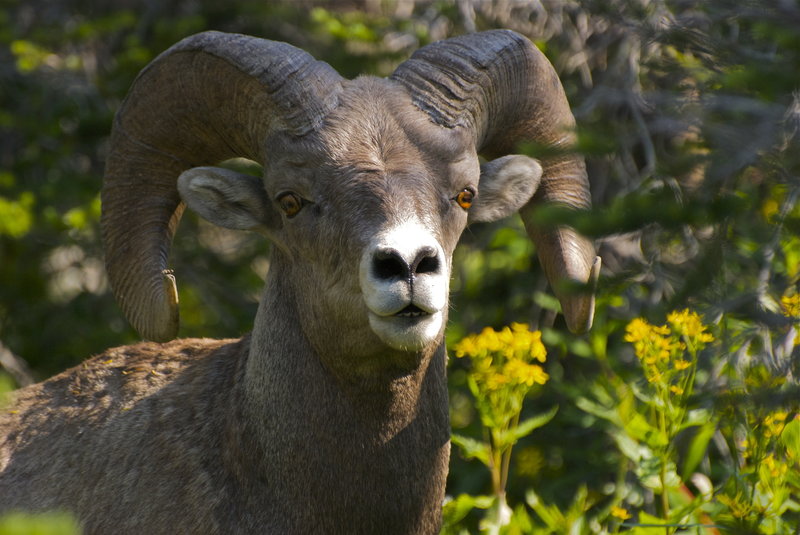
781;418;800;461
451;433;490;466
0;193;34;238
681;421;716;481
495;406;558;450
0;511;81;535
442;493;493;531
626;511;672;535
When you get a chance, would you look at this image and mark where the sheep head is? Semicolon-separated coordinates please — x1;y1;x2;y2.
102;30;599;356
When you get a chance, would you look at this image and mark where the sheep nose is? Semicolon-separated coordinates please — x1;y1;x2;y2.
372;246;440;283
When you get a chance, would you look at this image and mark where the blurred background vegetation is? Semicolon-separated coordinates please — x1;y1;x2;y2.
2;0;800;531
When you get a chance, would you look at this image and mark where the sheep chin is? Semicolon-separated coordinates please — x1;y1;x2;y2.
367;309;444;353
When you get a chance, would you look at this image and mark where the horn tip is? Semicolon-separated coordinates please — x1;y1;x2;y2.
563;255;601;335
137;270;180;342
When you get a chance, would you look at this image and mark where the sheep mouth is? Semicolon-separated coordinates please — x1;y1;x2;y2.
393;304;430;318
367;306;443;352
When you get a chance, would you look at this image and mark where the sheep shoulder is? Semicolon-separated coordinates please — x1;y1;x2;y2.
0;336;249;532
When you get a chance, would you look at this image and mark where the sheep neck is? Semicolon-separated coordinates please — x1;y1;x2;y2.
245;261;449;442
231;262;450;531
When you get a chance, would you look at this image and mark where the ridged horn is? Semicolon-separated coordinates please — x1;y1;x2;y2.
391;29;599;334
102;31;343;341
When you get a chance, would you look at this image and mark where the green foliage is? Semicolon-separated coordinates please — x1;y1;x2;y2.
0;511;80;535
0;193;34;238
451;309;800;533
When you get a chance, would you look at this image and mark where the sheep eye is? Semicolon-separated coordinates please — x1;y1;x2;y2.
277;192;304;218
454;188;475;210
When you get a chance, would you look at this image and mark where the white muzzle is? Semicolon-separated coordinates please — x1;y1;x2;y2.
359;219;448;351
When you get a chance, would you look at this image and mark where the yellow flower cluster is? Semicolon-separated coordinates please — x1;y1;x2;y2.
454;323;548;392
763;411;789;438
625;318;676;366
781;293;800;319
455;322;546;362
667;309;715;346
717;493;753;520
624;310;713;389
454;323;549;432
762;453;789;479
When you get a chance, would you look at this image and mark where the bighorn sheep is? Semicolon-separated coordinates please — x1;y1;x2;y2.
0;30;599;533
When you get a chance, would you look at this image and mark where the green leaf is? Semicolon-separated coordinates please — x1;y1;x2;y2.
0;193;34;238
526;489;566;529
610;430;653;464
495;406;558;449
525;486;593;533
442;493;494;531
780;417;800;460
678;408;713;432
636;457;681;492
621;411;668;449
0;511;81;535
626;511;670;535
681;421;716;481
451;433;490;466
533;291;561;313
575;396;619;424
501;504;534;535
564;485;592;519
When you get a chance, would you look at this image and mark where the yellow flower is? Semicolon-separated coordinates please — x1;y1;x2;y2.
763;454;788;478
456;324;546;365
670;385;684;395
718;493;752;519
667;309;714;346
645;368;663;384
454;334;479;358
655;335;674;362
610;506;631;520
504;359;549;386
653;324;671;336
740;439;749;451
510;322;529;333
761;198;780;221
483;371;510;391
625;317;680;365
456;323;548;401
624;318;652;344
520;329;546;363
764;411;788;438
674;359;691;371
479;327;502;353
782;293;800;319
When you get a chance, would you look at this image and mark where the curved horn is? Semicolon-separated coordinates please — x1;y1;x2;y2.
102;31;343;341
391;30;599;334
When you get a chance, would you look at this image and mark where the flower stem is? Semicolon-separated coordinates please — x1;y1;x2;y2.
499;411;520;492
658;406;671;534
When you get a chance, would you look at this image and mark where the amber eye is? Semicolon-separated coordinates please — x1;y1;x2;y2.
277;192;304;218
454;188;475;210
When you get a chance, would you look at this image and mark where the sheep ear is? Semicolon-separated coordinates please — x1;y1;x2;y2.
469;155;542;223
177;167;281;232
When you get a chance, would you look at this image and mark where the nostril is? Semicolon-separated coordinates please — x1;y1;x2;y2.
411;247;440;276
415;255;440;275
373;248;409;281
